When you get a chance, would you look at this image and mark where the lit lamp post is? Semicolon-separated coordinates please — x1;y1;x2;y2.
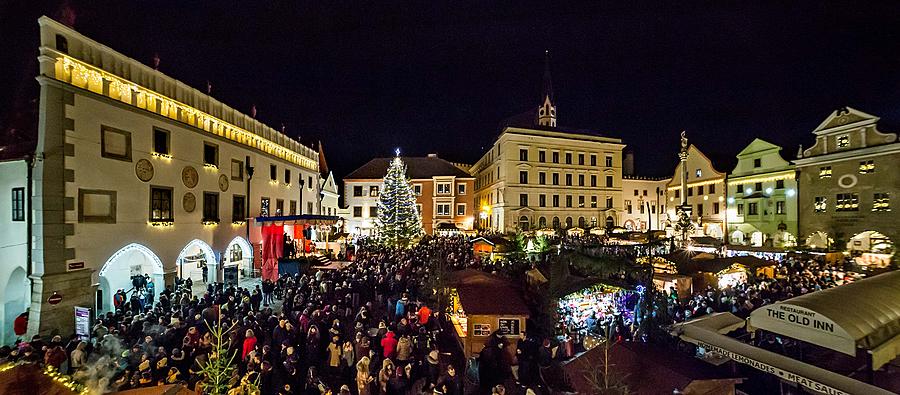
674;131;695;248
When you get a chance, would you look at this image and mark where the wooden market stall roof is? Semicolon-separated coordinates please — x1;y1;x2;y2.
446;269;529;315
668;254;776;275
0;364;78;395
748;270;900;370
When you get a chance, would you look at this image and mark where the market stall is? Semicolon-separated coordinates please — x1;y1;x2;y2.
470;236;514;261
653;273;693;300
567;227;585;236
557;282;637;336
445;269;529;358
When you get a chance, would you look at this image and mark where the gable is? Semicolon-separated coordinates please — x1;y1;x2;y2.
736;138;781;157
813;107;879;134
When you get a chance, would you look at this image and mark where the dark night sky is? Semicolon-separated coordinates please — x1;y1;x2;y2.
4;1;900;180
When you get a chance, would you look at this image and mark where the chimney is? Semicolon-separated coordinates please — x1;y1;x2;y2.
623;151;635;176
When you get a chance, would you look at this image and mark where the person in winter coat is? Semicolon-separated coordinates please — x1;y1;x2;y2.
381;331;398;360
378;359;395;395
327;335;342;372
69;341;87;373
242;329;257;360
436;364;464;395
356;356;374;395
395;336;412;364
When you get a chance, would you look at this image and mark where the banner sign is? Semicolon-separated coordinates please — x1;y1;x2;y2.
697;340;849;395
763;305;837;334
74;306;91;341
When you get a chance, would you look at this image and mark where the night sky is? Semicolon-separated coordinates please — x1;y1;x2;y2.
3;1;900;180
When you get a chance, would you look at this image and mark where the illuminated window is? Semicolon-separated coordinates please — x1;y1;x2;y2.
203;142;218;167
591;196;598;208
275;199;284;215
859;160;875;174
873;193;891;212
835;193;858;212
695;169;702;178
261;197;270;216
413;184;422;196
578;195;585;208
369;186;379;197
153;127;170;155
819;166;832;179
776;201;785;214
837;134;850;148
814;197;826;213
625;200;632;214
150;187;173;221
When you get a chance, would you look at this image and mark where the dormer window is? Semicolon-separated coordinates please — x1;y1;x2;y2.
695;169;702;178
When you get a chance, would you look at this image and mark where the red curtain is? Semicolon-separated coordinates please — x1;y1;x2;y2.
261;224;284;281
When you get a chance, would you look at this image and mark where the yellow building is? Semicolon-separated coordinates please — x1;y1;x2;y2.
665;145;727;239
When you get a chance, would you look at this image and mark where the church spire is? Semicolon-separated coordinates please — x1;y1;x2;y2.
536;50;557;127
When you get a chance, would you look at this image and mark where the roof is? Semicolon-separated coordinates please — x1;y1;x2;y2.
736;138;782;157
749;271;900;366
344;156;472;180
0;364;78;395
446;269;530;315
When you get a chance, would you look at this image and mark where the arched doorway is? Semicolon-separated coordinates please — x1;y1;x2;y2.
518;216;530;230
578;217;586;228
565;217;573;228
225;236;254;284
730;230;745;245
98;243;164;313
177;239;217;285
552;217;560;229
538;217;547;228
2;268;28;345
605;216;615;229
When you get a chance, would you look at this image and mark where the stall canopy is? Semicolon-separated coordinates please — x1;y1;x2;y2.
748;271;900;370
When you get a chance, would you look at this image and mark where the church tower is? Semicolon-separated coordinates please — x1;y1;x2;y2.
536;50;557;127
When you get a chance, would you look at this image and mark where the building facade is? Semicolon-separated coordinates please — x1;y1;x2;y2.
794;107;899;263
620;176;670;232
343;155;475;236
1;17;322;337
726;139;798;248
664;145;727;239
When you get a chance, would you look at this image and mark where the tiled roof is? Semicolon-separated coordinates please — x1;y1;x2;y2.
344;156;472;180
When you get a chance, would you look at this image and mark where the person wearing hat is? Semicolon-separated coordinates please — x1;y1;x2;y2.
426;350;441;389
436;364;463;395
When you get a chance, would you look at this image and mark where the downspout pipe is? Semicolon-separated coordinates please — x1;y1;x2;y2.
25;154;35;299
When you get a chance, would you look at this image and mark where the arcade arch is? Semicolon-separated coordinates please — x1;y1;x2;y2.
2;268;29;345
98;243;164;313
176;239;217;284
225;236;254;282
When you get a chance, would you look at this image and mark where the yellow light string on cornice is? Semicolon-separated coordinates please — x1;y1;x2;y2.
728;171;796;185
56;55;317;171
666;178;723;191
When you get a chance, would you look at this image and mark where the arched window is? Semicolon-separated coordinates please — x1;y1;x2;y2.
605;216;615;228
538;216;547;228
552;217;560;229
565;217;573;228
578;217;586;228
518;216;530;230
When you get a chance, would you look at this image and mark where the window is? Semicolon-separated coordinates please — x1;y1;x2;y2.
353;206;363;217
775;179;784;189
232;195;245;222
605;155;613;167
737;204;744;215
643;190;648;196
520;194;529;207
369;186;379;197
859;160;875;174
675;190;680;199
565;174;572;186
754;182;762;192
713;202;720;214
695;169;702;178
150;187;173;221
261;197;270;216
578;174;585;186
539;172;546;185
456;203;466;216
552;152;559;163
413;184;422;196
709;184;715;194
590;196;597;208
520;171;528;184
289;200;297;215
552;195;560;207
747;202;757;215
775;200;785;214
753;158;761;168
231;159;244;181
835;193;859;211
552;173;559;185
416;204;422;216
153;127;170;155
307;202;314;214
275;199;284;215
626;200;633;214
353;185;363;197
284;169;291;184
837;134;850;148
100;125;132;161
688;187;693;197
606;197;613;208
203;143;218;167
539;194;546;207
519;148;529;161
735;184;743;194
369;206;378;218
437;183;451;194
639;203;645;214
578;154;585;165
590;154;597;166
698;185;704;195
873;193;891;212
565;152;572;164
590;175;597;187
539;150;546;163
436;203;451;216
270;164;277;181
697;204;703;216
11;187;25;221
819;166;832;179
633;189;639;196
203;192;219;221
458;184;466;195
814;196;826;213
308;176;313;189
565;195;572;207
606;176;613;188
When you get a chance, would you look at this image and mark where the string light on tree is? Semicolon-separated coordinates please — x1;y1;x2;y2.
376;149;424;248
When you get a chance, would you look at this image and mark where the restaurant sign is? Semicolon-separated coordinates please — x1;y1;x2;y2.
697;340;849;395
762;304;837;334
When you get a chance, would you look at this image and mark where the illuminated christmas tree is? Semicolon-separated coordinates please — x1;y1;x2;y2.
376;150;423;248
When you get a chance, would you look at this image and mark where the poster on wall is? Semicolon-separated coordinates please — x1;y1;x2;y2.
498;318;521;336
74;306;91;341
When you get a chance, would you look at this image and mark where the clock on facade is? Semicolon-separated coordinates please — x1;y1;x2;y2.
183;192;196;213
218;174;229;192
182;166;199;188
135;158;154;182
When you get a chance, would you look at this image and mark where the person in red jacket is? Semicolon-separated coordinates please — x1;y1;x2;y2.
417;304;431;326
13;312;28;338
242;329;257;360
381;331;398;359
